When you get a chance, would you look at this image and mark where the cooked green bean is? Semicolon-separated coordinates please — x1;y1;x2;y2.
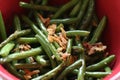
14;15;21;31
35;55;50;66
56;59;82;80
105;66;112;73
50;18;79;24
52;0;79;18
0;11;7;40
0;29;31;49
86;55;115;71
72;46;84;53
19;2;58;12
85;72;111;78
14;63;42;69
72;69;111;78
35;34;57;68
76;42;86;80
17;37;38;44
69;0;82;17
34;12;48;36
0;47;43;64
76;0;90;25
52;42;60;49
0;42;15;57
32;61;66;80
65;30;90;37
66;39;72;54
80;0;94;30
89;16;107;44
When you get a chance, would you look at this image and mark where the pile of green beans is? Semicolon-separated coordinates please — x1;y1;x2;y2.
0;0;115;80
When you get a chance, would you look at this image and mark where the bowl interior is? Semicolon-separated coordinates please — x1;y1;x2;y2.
0;0;120;80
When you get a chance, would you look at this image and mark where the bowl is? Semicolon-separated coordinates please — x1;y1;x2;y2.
0;0;120;80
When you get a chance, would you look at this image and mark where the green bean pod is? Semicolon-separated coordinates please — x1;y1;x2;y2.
35;34;57;68
19;2;58;12
14;63;43;69
65;30;90;37
0;29;31;49
32;62;66;80
86;55;115;71
35;55;50;67
14;15;21;31
17;37;38;44
0;11;7;40
69;0;82;17
66;39;73;54
89;16;107;44
34;12;48;36
0;47;43;64
0;42;15;57
85;72;111;78
56;59;82;80
80;0;94;30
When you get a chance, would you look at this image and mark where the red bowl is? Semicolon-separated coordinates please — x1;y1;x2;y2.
0;0;120;80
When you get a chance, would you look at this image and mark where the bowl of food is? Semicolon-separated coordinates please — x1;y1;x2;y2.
0;0;120;80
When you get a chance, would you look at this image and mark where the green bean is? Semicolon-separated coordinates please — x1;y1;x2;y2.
77;59;86;80
80;0;94;30
35;55;50;66
52;0;79;18
0;29;31;49
3;63;25;80
77;0;90;24
69;0;82;17
76;42;86;80
65;30;90;37
85;72;111;78
66;39;72;54
89;16;107;44
50;18;78;24
32;61;67;80
72;69;110;78
25;57;34;63
35;34;56;68
0;11;7;40
0;42;15;57
17;37;38;44
0;47;43;64
14;63;43;69
72;46;84;53
34;12;48;36
19;2;58;12
105;66;112;73
86;55;115;71
14;15;21;31
52;42;60;49
56;59;82;80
